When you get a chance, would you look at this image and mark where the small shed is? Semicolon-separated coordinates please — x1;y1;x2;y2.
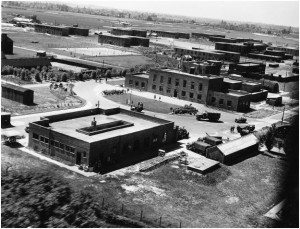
1;84;34;105
187;156;220;175
204;136;223;146
206;134;259;164
1;112;11;128
266;94;282;106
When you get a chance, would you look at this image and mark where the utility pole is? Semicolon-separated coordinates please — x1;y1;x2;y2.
281;105;285;125
96;100;100;108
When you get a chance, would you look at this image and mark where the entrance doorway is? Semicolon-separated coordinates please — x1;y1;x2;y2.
173;89;178;98
76;152;82;165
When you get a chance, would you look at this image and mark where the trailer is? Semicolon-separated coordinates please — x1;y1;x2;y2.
196;111;221;122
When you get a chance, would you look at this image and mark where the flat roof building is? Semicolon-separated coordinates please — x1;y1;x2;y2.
28;107;178;173
34;24;70;36
111;27;147;37
98;34;149;47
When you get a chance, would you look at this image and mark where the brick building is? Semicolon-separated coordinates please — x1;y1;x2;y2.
247;53;283;62
191;32;225;39
68;26;89;36
228;62;266;77
181;60;222;75
270;46;299;57
151;30;190;39
98;34;149;47
28;107;178;173
125;68;252;111
2;83;34;105
175;47;225;61
111;28;147;37
1;34;13;54
34;24;69;36
1;57;51;69
215;42;268;55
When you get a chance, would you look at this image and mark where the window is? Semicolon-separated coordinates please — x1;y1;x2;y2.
54;141;59;148
181;91;186;97
153;74;157;82
50;140;54;146
189;92;194;98
197;94;202;100
83;152;87;158
160;75;164;83
211;97;216;103
198;83;203;91
135;81;139;87
159;86;163;92
152;134;158;143
152;85;156;90
44;138;49;144
70;147;75;154
166;88;171;94
191;82;195;90
129;80;133;85
227;100;232;107
40;136;45;142
168;77;172;84
65;145;70;152
175;79;179;86
59;143;64;150
183;80;187;87
219;99;224;105
141;82;145;88
33;133;39;140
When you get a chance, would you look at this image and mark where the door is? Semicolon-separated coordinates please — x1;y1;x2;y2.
173;89;178;98
76;152;82;165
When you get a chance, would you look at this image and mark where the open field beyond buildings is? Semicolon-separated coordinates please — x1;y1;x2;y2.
1;144;288;228
1;86;84;116
2;7;299;47
55;47;138;56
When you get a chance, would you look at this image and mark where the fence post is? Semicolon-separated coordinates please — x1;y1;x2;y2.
159;216;162;227
102;198;104;209
140;210;143;221
179;221;182;228
121;204;124;215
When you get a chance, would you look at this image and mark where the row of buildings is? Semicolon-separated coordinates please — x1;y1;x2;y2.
98;34;149;47
125;67;268;112
34;24;89;36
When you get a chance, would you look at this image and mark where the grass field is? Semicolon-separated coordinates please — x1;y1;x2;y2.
1;144;288;227
2;7;299;47
85;55;154;68
104;93;181;114
1;86;84;116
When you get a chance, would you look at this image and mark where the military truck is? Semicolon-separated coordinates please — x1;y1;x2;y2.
131;103;144;112
196;111;221;122
235;117;247;123
237;125;255;136
172;104;198;115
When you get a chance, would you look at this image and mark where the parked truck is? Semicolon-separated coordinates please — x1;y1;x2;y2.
196;111;221;122
237;125;255;136
235;117;247;123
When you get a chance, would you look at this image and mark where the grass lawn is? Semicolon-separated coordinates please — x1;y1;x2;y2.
2;75;38;85
105;93;181;114
84;55;154;68
244;109;279;119
1;144;288;227
1;86;84;116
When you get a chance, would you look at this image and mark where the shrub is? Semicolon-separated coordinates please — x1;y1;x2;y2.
105;70;111;78
61;73;68;82
122;69;127;77
35;72;41;82
91;71;97;80
78;73;83;81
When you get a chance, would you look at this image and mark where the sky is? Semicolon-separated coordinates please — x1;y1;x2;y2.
60;0;299;27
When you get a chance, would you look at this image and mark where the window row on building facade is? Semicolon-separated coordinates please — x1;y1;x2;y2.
152;75;203;90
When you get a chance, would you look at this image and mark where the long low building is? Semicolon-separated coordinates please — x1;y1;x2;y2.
151;30;190;39
206;134;259;164
191;32;225;39
1;57;51;69
34;24;89;36
2;83;34;105
175;47;225;61
111;27;147;37
28;107;178;173
98;34;149;47
215;42;268;55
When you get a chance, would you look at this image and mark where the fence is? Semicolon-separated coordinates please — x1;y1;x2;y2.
96;196;184;228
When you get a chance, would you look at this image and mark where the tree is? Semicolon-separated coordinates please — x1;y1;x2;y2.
122;69;127;77
35;72;41;82
265;125;276;151
146;15;153;21
20;70;26;80
105;70;111;78
61;73;68;82
42;66;48;72
78;73;83;81
91;71;97;80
